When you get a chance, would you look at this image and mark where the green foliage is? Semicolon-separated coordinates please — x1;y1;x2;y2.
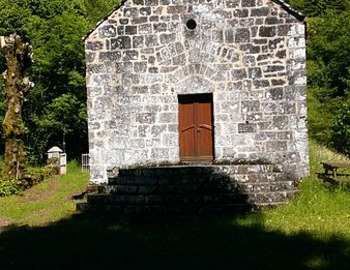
0;0;119;163
286;0;348;17
22;8;89;160
331;100;350;156
36;93;87;157
84;0;120;27
0;1;31;38
307;10;350;96
306;89;334;146
22;166;45;185
293;2;350;153
0;165;45;197
0;179;23;197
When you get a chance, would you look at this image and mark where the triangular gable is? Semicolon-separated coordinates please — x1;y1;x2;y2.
83;0;305;41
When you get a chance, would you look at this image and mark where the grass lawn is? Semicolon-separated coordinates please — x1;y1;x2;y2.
0;142;350;269
0;161;89;227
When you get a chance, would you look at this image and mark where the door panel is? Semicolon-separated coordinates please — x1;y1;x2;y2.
178;94;214;161
196;101;213;158
179;102;196;159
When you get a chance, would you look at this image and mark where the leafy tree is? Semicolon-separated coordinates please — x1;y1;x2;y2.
0;0;119;163
84;0;120;26
285;0;350;154
37;93;87;158
306;7;350;151
308;10;350;95
332;100;350;156
22;8;90;162
0;0;31;38
286;0;348;17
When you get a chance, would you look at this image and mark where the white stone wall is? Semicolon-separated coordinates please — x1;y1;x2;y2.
85;0;309;183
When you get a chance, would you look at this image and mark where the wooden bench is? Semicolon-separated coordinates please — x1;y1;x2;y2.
320;162;350;184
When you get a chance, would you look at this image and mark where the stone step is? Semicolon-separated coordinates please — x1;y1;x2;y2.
108;172;286;185
87;190;297;206
98;180;296;195
230;173;289;183
76;202;89;212
240;181;296;193
87;193;248;205
115;164;281;178
78;164;299;215
99;183;234;194
247;190;299;204
77;203;255;215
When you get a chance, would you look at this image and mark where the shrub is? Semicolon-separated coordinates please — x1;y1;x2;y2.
0;178;23;197
331;100;350;156
0;166;46;197
22;167;46;188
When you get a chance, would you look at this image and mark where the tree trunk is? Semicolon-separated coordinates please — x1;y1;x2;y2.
1;34;33;180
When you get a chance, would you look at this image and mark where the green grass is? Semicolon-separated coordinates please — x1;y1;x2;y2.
0;161;89;226
260;140;350;236
232;140;350;238
1;143;350;269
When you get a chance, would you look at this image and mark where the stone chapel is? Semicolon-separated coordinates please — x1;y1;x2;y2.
83;0;309;209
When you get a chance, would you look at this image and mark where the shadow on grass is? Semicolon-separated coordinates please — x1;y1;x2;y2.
1;213;350;270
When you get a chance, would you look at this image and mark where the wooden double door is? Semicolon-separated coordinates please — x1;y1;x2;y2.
178;94;214;161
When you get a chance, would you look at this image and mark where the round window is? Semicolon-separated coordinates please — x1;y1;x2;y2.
186;19;197;30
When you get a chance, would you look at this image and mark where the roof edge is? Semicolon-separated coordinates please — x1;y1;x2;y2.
271;0;306;21
83;0;128;41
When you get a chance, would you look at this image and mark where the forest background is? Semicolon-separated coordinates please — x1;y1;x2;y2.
0;0;349;164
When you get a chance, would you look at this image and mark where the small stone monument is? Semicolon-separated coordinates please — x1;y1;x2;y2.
47;146;67;175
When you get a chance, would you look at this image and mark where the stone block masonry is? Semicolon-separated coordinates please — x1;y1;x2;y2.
85;0;309;185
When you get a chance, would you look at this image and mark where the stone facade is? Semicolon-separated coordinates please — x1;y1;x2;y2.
85;0;309;184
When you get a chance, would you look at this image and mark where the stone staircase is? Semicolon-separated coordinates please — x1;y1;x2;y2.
77;164;299;215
